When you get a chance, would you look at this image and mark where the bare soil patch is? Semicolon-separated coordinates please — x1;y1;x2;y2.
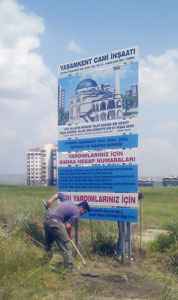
60;259;164;300
48;227;172;300
141;227;169;243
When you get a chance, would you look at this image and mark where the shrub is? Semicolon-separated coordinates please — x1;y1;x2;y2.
165;221;178;241
22;218;45;244
150;221;178;253
92;232;117;256
170;251;178;275
150;233;175;253
13;216;45;246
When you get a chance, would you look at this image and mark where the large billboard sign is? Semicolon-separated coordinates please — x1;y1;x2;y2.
57;46;139;221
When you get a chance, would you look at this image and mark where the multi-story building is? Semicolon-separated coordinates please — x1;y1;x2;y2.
27;144;57;186
51;146;57;186
58;85;65;109
125;84;138;97
125;89;132;96
131;84;138;97
27;148;41;186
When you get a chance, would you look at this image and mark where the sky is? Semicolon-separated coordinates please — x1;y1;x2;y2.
0;0;178;177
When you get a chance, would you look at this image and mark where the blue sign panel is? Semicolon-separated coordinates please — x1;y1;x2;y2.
80;207;138;222
58;165;138;192
58;134;138;152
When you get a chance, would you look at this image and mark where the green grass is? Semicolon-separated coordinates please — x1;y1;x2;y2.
138;186;178;229
0;185;178;300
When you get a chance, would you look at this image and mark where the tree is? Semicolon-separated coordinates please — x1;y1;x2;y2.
58;108;69;125
122;95;138;114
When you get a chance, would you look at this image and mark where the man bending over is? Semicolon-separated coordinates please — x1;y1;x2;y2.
44;192;90;272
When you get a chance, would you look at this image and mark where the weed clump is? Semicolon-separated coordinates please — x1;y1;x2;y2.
149;221;178;276
150;234;175;253
23;218;44;244
13;216;45;246
165;221;178;241
92;232;117;256
170;251;178;275
149;221;178;253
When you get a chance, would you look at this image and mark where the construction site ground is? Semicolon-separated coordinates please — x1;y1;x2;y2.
44;227;177;300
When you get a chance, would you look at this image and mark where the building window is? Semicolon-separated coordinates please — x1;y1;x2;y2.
107;100;115;109
100;112;106;121
117;109;122;118
117;100;122;108
95;114;99;121
107;110;115;120
100;102;106;110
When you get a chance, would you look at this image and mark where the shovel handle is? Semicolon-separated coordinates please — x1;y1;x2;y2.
70;239;86;266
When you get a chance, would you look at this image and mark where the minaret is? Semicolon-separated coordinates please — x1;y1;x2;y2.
114;66;123;118
114;66;120;95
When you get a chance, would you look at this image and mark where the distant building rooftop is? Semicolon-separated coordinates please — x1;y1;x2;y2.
162;176;178;186
138;178;154;187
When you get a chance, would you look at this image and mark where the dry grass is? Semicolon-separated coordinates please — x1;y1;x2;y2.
0;185;178;300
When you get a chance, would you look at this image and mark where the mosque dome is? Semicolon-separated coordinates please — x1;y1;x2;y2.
76;79;97;90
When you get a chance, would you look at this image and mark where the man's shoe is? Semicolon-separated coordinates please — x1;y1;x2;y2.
43;250;52;262
67;264;79;276
70;269;79;276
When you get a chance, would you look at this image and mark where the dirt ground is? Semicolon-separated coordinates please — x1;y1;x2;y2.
63;258;163;300
56;227;176;300
140;227;169;243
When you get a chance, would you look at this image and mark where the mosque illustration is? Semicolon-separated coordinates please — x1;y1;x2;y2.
68;66;122;124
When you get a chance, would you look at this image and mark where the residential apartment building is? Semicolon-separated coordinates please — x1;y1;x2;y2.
125;84;138;97
131;84;138;97
27;148;41;186
58;85;65;109
51;146;57;186
27;144;57;186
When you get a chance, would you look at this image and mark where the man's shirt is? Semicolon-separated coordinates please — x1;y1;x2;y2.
46;193;80;225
